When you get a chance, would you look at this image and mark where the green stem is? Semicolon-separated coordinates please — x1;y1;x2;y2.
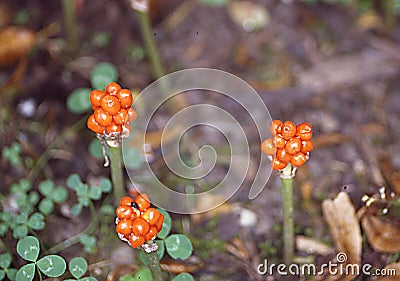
37;266;43;281
281;164;294;265
61;0;79;53
143;248;163;281
108;145;124;203
136;10;165;79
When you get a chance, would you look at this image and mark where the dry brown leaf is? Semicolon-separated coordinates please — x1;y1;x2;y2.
376;263;400;281
322;192;362;281
160;258;204;274
296;235;334;256
0;26;35;68
227;1;269;32
361;213;400;253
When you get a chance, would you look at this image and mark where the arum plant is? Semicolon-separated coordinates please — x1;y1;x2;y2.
261;120;313;264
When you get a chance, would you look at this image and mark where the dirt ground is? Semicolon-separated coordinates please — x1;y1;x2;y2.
1;0;400;280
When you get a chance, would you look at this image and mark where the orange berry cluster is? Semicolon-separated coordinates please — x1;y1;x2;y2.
87;82;137;136
115;194;164;248
261;120;313;170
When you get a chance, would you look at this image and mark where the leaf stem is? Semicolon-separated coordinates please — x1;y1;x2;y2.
281;164;294;264
108;145;124;203
37;266;43;281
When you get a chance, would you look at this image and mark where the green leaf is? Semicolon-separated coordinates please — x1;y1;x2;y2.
0;269;4;280
37;255;66;277
79;235;97;254
123;146;142;170
76;184;89;197
28;191;39;206
198;0;229;7
66;88;92;114
165;234;193;260
99;178;112;193
52;187;68;204
80;277;97;281
90;62;118;90
15;213;28;224
89;187;102;200
120;267;153;281
38;179;54;197
15;263;35;281
157;209;171;239
0;253;12;268
39;199;54;216
27;213;45;230
140;240;165;265
89;139;106;160
18;179;32;192
99;205;114;216
71;204;83;217
6;268;17;280
66;174;82;190
0;224;8;236
171;273;195;281
17;236;40;262
69;257;87;279
13;225;28;239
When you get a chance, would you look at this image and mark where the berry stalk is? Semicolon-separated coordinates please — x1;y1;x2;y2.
143;245;163;281
61;0;79;54
109;145;124;204
281;163;294;265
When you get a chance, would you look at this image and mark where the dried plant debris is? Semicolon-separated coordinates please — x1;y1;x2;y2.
322;192;362;281
376;263;400;281
296;235;334;256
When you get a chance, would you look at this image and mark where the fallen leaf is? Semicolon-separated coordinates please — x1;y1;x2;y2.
227;1;269;32
376;263;400;280
322;192;362;281
296;235;334;256
299;50;397;91
0;26;35;68
361;213;400;253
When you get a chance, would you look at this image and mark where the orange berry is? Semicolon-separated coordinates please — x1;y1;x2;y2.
290;152;307;167
120;196;134;206
101;94;121;115
273;134;286;148
145;226;158;241
106;122;122;135
272;158;287;170
90;90;106;108
105;82;121;96
301;140;313;153
128;108;137;123
116;205;134;220
113;108;128;125
281;121;297;140
276;148;291;163
94;108;112;127
296;122;313;140
129;233;145;248
131;217;150;236
142;208;161;226
135;194;150;212
261;138;275;155
116;219;133;235
285;137;302;154
117;89;133;109
270;120;283;136
87;114;104;134
155;214;164;231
